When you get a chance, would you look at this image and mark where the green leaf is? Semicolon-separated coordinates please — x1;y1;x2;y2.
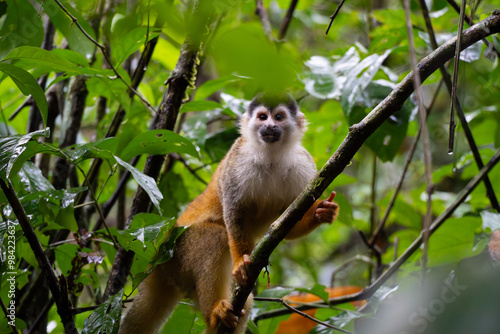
17;161;54;193
54;243;79;275
194;75;244;101
0;63;48;126
111;27;160;66
428;217;482;266
358;81;411;161
120;130;199;161
180;100;222;113
162;303;204;334
62;138;117;165
114;156;164;213
3;46;79;74
131;226;188;291
42;0;96;58
51;49;90;66
86;76;131;112
82;289;123;334
117;214;176;253
211;24;298;91
0;0;43;59
296;283;329;303
204;127;239;161
0;129;51;180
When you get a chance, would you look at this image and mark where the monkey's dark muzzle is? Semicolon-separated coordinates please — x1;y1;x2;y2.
259;126;282;143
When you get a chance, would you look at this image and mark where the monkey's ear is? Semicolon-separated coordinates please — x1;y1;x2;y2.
296;111;308;131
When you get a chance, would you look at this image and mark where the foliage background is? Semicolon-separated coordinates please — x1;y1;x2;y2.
1;0;500;333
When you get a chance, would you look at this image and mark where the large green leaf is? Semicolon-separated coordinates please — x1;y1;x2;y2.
111;27;160;66
194;75;244;101
180;100;222;113
3;46;79;74
348;81;411;162
161;303;205;334
41;0;96;58
62;138;117;165
82;289;123;334
114;156;164;213
131;225;187;291
0;0;43;59
116;214;176;255
120;130;199;161
0;63;48;126
0;129;51;180
428;217;482;266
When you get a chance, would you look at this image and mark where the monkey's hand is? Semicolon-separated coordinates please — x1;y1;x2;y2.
210;299;245;329
233;254;251;285
313;191;339;224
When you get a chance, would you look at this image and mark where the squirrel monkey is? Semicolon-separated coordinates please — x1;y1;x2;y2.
119;93;339;333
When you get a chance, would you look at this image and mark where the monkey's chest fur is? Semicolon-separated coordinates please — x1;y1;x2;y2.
223;142;316;241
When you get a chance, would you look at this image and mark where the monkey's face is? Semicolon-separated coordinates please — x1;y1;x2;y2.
241;93;306;147
254;107;284;143
243;104;305;146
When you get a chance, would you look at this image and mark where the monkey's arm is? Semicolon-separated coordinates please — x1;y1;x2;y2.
285;191;338;240
226;213;255;285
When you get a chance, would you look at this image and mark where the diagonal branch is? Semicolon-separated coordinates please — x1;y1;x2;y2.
219;10;500;333
255;145;500;320
278;0;299;40
0;179;77;333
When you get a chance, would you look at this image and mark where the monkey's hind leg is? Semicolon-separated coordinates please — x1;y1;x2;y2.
187;223;252;334
118;269;182;334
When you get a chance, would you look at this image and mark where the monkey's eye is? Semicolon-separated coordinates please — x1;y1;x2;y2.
258;114;268;121
274;113;284;121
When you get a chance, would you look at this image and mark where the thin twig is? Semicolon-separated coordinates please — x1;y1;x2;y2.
369;78;443;247
279;0;299;40
75;164;119;249
403;0;434;281
325;0;347;36
445;0;500;58
255;0;275;41
419;0;500;211
177;154;208;185
52;0;157;115
448;0;467;153
8;97;32;121
254;297;352;333
330;255;376;287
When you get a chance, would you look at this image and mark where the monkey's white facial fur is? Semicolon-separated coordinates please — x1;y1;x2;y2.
240;103;306;147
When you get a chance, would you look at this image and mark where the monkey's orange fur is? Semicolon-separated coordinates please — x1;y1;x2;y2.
119;94;339;334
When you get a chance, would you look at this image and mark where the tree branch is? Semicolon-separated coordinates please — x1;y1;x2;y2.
255;145;500;320
254;297;351;333
278;0;299;40
220;11;500;333
0;179;77;333
255;0;275;41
